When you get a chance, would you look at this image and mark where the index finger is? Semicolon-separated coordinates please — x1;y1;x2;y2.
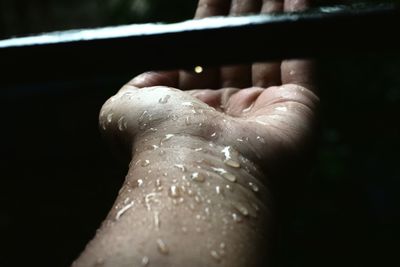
179;0;232;90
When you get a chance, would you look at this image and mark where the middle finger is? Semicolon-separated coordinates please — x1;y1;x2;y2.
220;0;263;88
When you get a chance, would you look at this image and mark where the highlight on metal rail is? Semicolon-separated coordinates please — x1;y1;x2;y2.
0;3;399;85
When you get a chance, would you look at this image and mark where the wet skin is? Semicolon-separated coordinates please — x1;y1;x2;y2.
72;0;319;266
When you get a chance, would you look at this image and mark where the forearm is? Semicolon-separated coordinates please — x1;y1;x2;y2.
73;134;272;267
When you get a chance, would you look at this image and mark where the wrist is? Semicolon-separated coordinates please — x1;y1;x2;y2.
130;133;267;199
80;87;275;267
108;133;272;266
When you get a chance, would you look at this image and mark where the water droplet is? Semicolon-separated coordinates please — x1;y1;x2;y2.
215;186;223;195
225;184;233;191
194;148;203;152
174;164;186;172
187;189;194;196
212;167;225;175
248;182;259;192
141;256;149;266
275;106;288;112
107;113;113;123
158;95;171;104
232;212;243;223
100;120;107;131
190;172;205;183
138;110;152;130
154;211;160;230
123;197;130;204
161;134;174;144
137;179;144;187
115;201;134;220
194;195;202;203
156;179;162;187
185;116;191;125
220;242;226;250
182;102;194;107
205;207;210;217
256;136;266;143
156;238;169;255
210;132;217;138
182;226;188;233
256;119;267;126
232;202;249;216
141;160;150;167
224;159;240;168
221;146;240;167
212;167;237;183
180;185;187;193
168;185;181;198
138;111;148;123
289;70;296;75
210;250;221;262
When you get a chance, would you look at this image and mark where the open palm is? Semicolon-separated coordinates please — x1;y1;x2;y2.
104;0;319;176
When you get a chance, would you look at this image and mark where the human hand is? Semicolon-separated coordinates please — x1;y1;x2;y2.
103;0;319;177
76;1;319;266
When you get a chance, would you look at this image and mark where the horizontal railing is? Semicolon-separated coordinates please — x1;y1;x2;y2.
0;3;399;85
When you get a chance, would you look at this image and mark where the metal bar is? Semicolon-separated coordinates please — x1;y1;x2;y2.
0;3;399;85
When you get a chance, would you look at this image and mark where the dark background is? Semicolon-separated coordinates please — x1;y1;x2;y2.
0;0;399;266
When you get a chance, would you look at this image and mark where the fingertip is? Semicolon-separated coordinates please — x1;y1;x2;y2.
284;0;311;12
128;71;179;88
195;0;231;18
281;59;316;92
